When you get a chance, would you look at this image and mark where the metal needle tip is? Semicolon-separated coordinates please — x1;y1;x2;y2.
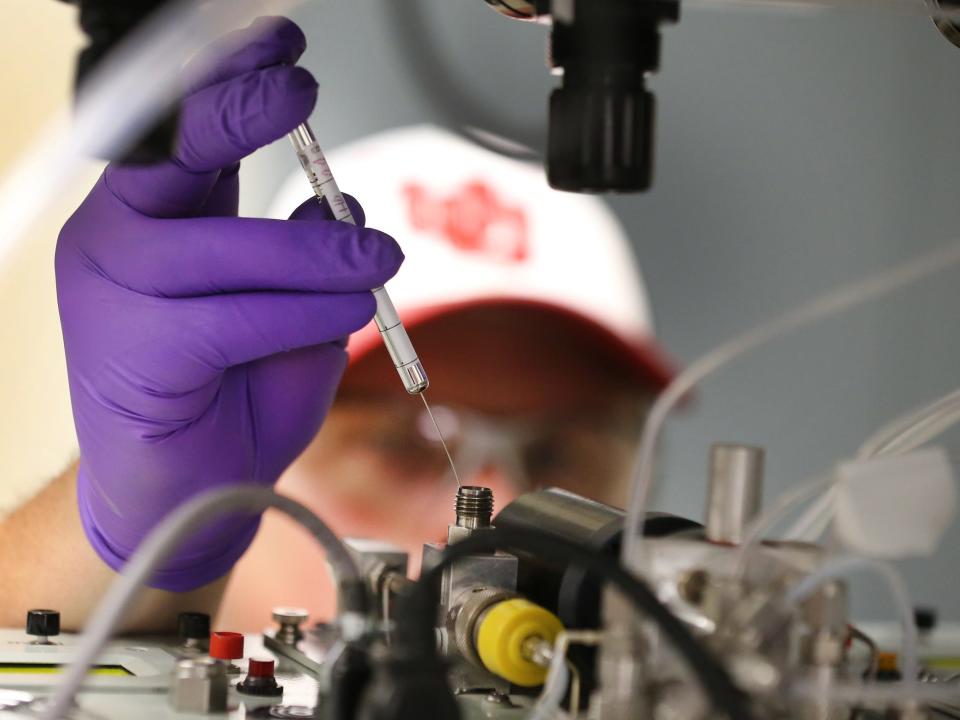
420;392;462;488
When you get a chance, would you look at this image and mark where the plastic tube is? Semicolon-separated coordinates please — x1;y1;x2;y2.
783;554;918;684
782;387;960;544
0;0;305;272
859;388;960;459
733;474;832;575
529;631;600;720
528;652;571;720
622;238;960;573
781;486;837;542
42;486;363;720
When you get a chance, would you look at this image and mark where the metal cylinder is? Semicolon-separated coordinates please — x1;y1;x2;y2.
705;444;765;545
455;486;494;530
169;657;228;713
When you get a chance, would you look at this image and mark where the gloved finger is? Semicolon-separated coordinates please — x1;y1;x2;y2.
183;16;306;96
289;192;366;226
196;164;240;217
244;345;348;478
177;64;317;172
80;211;403;297
106;64;316;216
186;290;376;370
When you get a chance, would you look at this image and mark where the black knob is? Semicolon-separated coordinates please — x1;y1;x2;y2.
548;78;655;193
915;607;938;632
177;612;211;641
26;609;60;638
545;0;677;193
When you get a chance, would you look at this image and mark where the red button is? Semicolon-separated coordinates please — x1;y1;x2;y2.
210;631;244;660
247;658;275;679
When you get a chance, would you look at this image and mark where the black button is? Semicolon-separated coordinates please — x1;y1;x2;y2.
915;607;938;632
26;609;60;638
177;612;211;641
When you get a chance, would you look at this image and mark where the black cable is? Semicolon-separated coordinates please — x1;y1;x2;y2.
397;526;755;720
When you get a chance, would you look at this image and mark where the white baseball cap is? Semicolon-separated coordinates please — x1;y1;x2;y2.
268;125;675;389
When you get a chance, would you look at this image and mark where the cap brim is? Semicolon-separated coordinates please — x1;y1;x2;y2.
347;297;677;391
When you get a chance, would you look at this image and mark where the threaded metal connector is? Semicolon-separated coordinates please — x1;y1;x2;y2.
455;486;494;530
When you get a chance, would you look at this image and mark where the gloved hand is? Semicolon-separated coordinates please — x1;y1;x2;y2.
56;17;402;592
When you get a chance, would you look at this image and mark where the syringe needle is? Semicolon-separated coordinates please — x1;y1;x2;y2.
288;122;462;487
420;392;462;488
288;122;428;396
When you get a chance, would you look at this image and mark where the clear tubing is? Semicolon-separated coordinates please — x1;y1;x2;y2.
529;651;571;720
733;474;832;576
622;238;960;572
42;486;362;720
288;122;429;395
782;387;960;545
782;486;837;542
859;388;960;459
783;554;918;684
882;405;960;455
0;0;307;274
529;631;600;720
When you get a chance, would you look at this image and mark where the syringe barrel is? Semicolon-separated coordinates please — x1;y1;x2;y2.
372;286;429;393
289;123;429;395
290;125;353;223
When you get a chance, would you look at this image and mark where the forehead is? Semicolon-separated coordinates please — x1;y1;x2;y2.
339;304;655;415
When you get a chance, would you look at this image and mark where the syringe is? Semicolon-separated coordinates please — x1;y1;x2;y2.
289;122;428;395
288;122;461;487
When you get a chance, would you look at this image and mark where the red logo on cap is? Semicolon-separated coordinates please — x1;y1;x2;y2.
402;180;529;263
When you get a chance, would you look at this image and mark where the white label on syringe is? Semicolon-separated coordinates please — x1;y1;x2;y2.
300;143;352;222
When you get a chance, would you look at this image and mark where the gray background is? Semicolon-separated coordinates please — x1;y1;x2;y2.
240;0;960;621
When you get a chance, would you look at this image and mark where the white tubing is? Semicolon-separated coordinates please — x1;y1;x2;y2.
781;486;837;542
528;654;571;720
776;388;960;548
0;0;303;272
733;474;832;576
622;238;960;573
859;387;960;459
782;387;960;543
42;486;360;720
784;555;918;684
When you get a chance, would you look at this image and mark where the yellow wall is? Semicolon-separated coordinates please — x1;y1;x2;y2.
0;2;89;515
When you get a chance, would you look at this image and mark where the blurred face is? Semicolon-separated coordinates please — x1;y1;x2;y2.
220;304;658;630
283;304;653;553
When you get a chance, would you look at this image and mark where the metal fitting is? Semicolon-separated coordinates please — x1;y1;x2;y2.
271;607;309;647
456;486;495;530
169;657;228;714
705;444;764;545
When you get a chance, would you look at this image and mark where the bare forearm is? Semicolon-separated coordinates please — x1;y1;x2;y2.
0;462;227;632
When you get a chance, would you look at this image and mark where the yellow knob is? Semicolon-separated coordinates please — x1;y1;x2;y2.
476;598;564;687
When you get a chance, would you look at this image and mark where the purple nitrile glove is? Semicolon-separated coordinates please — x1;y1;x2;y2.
56;17;402;592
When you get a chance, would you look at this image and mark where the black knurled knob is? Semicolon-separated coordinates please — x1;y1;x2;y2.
548;82;655;192
26;609;60;638
177;612;211;641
